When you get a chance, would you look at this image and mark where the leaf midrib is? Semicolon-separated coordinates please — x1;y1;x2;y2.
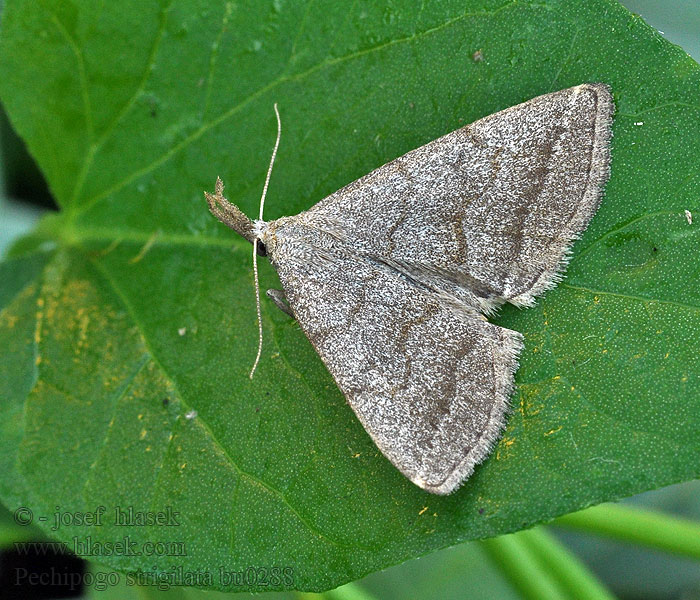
58;207;700;316
86;253;362;552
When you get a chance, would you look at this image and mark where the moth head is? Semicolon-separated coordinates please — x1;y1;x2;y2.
252;219;271;257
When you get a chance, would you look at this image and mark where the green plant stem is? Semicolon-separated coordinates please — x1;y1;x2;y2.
519;527;616;600
296;582;379;600
553;503;700;560
325;582;379;600
481;532;570;600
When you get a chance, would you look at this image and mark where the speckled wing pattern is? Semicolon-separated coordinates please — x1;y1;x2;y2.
260;84;614;494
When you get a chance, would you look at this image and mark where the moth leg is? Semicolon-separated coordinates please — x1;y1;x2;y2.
266;289;295;318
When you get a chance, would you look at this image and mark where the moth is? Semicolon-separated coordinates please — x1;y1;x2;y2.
206;84;614;494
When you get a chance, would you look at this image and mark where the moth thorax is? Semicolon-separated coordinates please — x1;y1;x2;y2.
252;219;270;240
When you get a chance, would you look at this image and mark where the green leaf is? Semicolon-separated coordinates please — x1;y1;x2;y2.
1;0;699;592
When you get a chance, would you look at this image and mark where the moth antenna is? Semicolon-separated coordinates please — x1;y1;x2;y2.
250;238;263;379
259;103;282;221
250;103;282;379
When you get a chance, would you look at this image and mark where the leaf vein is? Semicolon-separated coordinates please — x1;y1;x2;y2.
202;1;233;121
88;253;351;551
74;0;520;217
79;355;152;506
68;0;174;209
573;209;687;262
48;12;93;142
561;282;700;313
548;28;581;92
618;102;700;118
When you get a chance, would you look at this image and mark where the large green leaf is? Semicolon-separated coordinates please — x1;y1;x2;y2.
1;0;699;592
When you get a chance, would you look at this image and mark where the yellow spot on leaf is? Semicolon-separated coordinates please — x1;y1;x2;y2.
418;506;428;515
545;426;562;436
76;313;89;353
34;312;43;344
